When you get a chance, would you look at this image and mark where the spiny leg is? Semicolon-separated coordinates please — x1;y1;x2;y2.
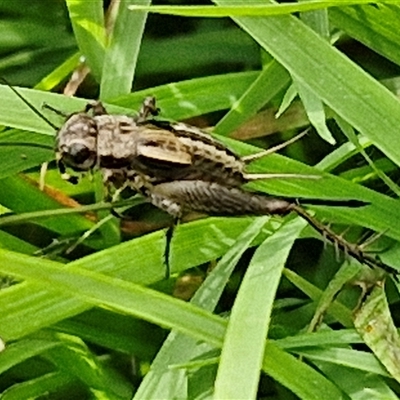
152;195;182;278
292;204;398;276
149;180;397;277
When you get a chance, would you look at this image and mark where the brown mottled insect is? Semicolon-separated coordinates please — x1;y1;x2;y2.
52;97;396;276
55;98;316;218
5;83;395;276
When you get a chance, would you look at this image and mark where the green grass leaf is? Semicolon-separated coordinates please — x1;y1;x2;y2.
315;362;398;399
0;240;346;399
134;217;268;399
295;81;335;144
262;342;346;400
34;52;82;91
0;73;258;135
355;284;400;383
214;0;400;167
65;0;106;80
100;0;150;100
1;372;74;400
294;347;390;377
129;2;381;17
0;175;93;234
214;59;290;136
43;332;130;399
0;129;53;179
214;218;305;400
0;337;61;374
0;249;227;347
330;4;400;67
0;217;259;341
283;268;353;328
276;329;363;349
113;71;260;120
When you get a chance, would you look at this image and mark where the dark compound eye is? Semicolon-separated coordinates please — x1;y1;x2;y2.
64;143;95;170
70;143;91;163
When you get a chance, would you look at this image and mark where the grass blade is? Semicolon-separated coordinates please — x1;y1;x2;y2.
214;218;305;400
0;248;227;347
355;283;400;383
65;0;106;80
213;0;400;167
129;2;380;17
134;217;269;399
214;59;291;136
100;0;150;100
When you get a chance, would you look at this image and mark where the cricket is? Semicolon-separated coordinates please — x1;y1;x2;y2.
48;95;395;276
6;83;396;277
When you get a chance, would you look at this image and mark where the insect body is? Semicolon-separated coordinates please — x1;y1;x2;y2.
3;79;394;275
57;102;245;186
54;97;396;276
56;98;313;217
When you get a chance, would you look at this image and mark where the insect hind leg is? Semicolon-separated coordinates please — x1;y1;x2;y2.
145;185;184;278
164;217;180;279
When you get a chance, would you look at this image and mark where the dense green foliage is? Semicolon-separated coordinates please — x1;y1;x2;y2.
0;1;400;399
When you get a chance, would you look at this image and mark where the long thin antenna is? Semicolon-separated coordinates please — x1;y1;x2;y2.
241;129;310;163
0;78;59;131
42;102;69;118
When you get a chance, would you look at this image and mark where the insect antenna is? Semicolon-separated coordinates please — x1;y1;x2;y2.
42;102;69;118
0;78;59;130
241;128;310;163
242;128;321;181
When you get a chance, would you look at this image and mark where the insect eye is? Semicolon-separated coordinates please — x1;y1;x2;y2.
70;143;91;163
63;143;95;170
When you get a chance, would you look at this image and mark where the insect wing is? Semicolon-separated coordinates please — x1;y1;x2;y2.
136;129;192;166
137;144;192;165
169;122;239;157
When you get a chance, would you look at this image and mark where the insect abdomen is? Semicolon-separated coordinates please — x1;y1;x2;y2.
150;180;293;216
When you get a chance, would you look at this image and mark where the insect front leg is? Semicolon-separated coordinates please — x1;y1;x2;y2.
101;168;129;202
136;96;159;122
101;169;149;220
56;153;79;184
85;101;108;116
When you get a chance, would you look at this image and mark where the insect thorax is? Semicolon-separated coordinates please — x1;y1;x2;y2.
56;101;249;190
